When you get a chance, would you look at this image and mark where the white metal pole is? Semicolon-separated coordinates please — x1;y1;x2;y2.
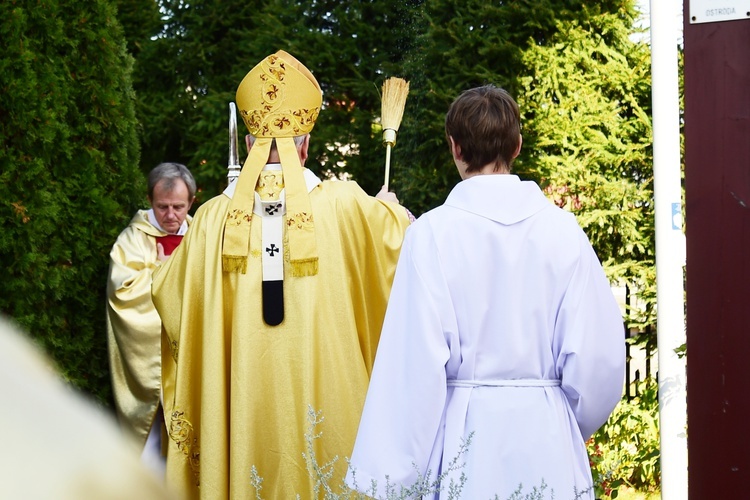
649;0;688;498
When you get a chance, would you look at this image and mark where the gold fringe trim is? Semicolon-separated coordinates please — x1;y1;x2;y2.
223;255;248;274
291;258;318;277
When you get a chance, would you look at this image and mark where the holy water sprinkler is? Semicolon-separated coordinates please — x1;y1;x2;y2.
380;77;409;191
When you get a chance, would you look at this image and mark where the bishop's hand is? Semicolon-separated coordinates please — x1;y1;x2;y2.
376;185;400;204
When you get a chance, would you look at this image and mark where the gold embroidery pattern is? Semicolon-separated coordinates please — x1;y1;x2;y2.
256;171;284;201
170;410;201;485
226;208;252;226
266;55;285;83
273;116;291;130
293;108;319;129
240;55;320;137
169;339;179;363
286;212;314;229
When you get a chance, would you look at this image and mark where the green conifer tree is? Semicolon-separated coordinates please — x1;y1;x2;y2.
0;0;143;404
134;0;424;200
516;6;656;330
395;0;632;215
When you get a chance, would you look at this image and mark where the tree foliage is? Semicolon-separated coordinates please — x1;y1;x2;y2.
133;0;424;203
395;0;635;215
589;378;661;496
516;6;656;331
0;0;143;404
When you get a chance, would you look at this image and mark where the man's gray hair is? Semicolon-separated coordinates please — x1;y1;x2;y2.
148;163;197;199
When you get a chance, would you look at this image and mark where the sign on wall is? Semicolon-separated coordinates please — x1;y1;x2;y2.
689;0;750;23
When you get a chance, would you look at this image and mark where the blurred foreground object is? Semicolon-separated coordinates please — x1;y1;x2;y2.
0;315;174;500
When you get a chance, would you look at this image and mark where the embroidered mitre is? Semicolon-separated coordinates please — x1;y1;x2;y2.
222;50;322;278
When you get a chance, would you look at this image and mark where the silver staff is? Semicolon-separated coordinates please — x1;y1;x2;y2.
227;102;241;185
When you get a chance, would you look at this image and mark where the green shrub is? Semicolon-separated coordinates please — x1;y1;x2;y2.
588;378;661;498
0;0;144;406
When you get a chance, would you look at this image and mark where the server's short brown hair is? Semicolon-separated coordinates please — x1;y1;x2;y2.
445;85;521;174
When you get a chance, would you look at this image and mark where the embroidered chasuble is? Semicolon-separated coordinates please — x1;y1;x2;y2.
106;209;190;446
152;172;410;499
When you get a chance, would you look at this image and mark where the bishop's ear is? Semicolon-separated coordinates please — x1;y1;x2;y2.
299;134;311;162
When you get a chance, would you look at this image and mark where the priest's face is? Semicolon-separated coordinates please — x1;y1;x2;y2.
149;179;194;234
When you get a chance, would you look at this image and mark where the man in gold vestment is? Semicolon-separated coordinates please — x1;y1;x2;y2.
106;163;196;473
152;51;411;498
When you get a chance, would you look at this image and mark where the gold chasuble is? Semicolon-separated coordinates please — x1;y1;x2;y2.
153;181;409;499
107;209;190;446
151;50;411;499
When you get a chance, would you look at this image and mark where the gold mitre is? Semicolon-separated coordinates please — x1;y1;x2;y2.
236;50;322;138
223;50;321;281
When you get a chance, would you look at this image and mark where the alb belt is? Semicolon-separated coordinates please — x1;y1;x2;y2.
447;379;561;388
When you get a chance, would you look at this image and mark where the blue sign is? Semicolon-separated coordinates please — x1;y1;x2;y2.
672;202;682;230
